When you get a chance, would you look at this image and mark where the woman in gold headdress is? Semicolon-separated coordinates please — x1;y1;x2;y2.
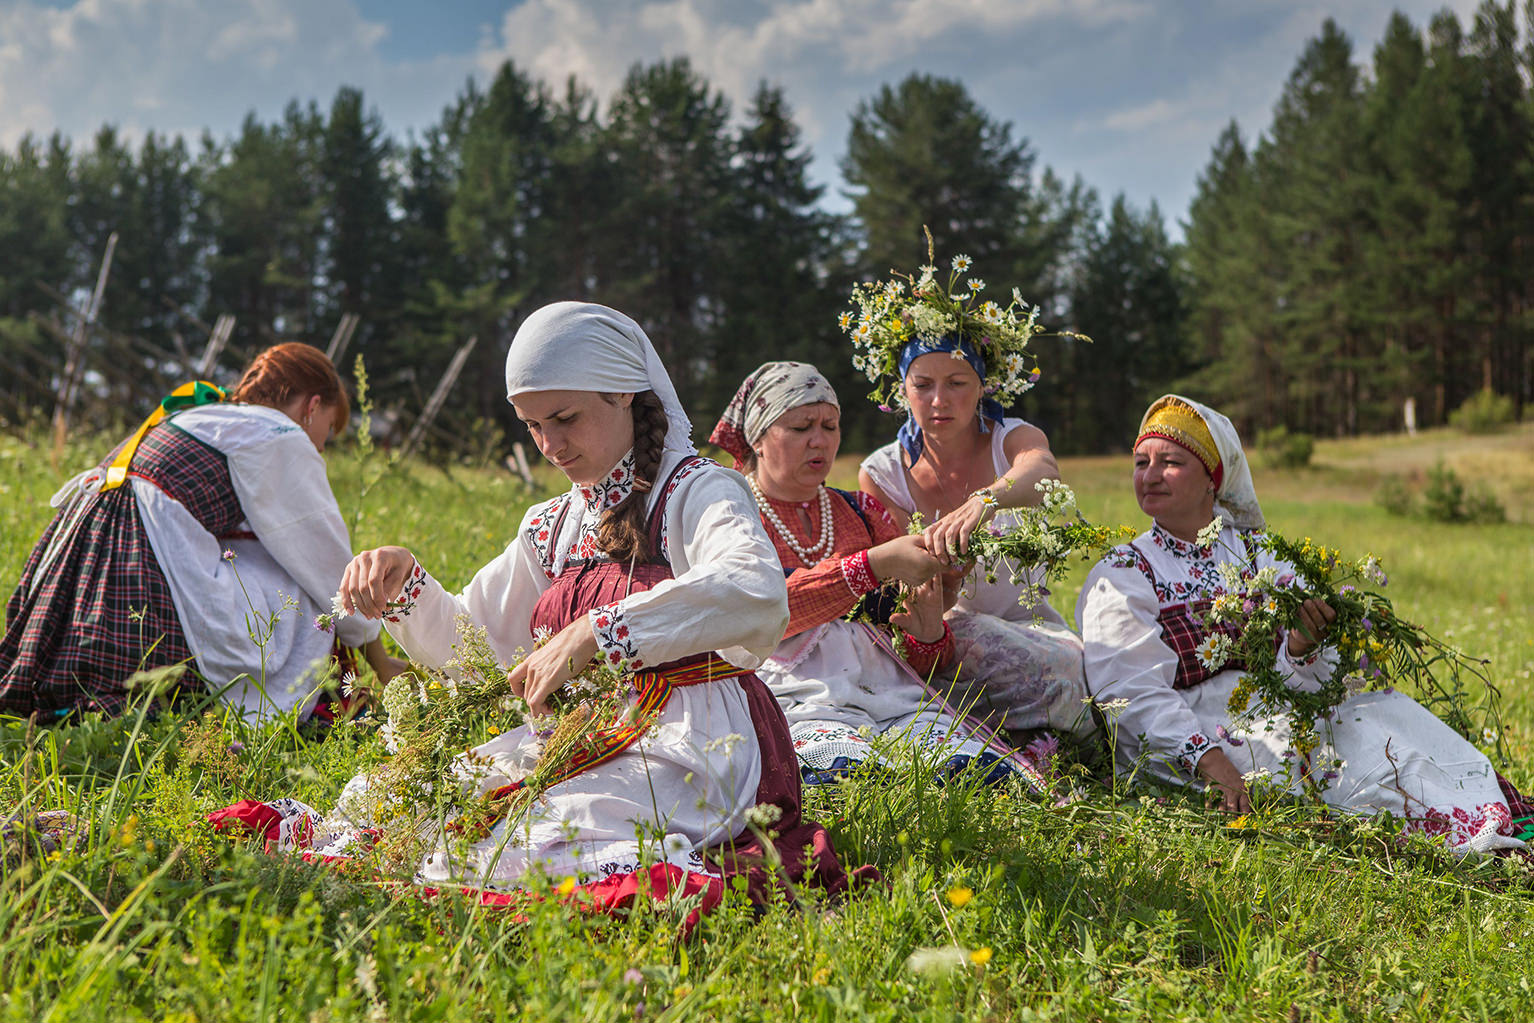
1076;394;1524;854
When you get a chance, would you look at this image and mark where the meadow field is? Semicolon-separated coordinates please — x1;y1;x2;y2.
0;424;1532;1021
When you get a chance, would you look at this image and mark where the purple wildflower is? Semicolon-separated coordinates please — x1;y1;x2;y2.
1322;770;1339;781
1214;724;1246;748
1339;585;1356;594
1276;571;1295;588
222;549;236;562
1282;749;1296;760
1361;618;1372;632
1359;653;1370;672
623;969;644;985
1242;599;1256;615
227;740;246;755
1382;686;1395;695
314;615;334;634
1028;369;1041;383
1025;734;1060;766
878;404;894;413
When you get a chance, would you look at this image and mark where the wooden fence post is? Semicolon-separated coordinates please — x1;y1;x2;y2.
399;335;478;460
50;232;118;459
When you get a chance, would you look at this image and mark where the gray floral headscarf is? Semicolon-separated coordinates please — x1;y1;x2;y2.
709;361;839;466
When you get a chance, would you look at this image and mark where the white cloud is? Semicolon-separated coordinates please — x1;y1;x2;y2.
1100;98;1183;132
483;0;1150;112
0;0;471;148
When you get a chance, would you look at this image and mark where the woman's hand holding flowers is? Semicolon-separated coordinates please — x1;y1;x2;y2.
866;533;945;587
890;574;948;644
339;546;418;620
1285;597;1337;658
1196;747;1251;813
509;618;600;716
922;493;995;564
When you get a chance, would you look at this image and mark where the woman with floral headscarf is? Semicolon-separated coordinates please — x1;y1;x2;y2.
851;257;1091;743
1077;394;1524;853
710;361;1053;791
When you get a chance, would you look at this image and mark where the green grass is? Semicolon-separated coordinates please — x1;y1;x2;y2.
1;429;1533;1021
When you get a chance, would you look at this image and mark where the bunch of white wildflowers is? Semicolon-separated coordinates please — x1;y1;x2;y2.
960;481;1135;610
841;231;1087;413
359;615;643;865
1200;532;1507;792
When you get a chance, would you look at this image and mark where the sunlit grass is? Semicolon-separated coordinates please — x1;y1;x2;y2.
0;427;1532;1020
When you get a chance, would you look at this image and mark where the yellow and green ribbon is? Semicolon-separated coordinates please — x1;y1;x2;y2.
101;380;226;490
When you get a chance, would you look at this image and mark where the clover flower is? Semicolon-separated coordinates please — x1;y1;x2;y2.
744;802;783;828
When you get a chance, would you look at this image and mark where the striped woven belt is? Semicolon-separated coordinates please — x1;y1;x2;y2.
446;656;751;837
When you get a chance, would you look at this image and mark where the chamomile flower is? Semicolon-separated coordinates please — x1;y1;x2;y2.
951;254;972;273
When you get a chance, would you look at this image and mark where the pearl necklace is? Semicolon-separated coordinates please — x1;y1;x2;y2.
748;475;835;565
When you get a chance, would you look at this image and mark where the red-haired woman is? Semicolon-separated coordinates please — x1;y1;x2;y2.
0;343;404;720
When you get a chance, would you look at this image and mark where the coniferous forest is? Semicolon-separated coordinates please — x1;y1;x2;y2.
0;5;1530;455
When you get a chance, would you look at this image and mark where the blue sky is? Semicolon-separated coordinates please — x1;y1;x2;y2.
0;0;1487;234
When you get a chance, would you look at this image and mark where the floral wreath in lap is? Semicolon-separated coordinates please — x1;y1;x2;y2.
840;229;1087;457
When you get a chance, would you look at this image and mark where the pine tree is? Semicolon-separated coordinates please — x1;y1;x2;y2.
842;73;1034;277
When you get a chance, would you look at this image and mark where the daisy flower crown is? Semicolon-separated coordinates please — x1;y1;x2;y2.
841;233;1086;413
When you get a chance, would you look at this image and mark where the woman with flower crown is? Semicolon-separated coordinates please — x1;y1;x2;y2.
709;360;1055;791
849;254;1092;742
1076;394;1524;853
228;303;870;910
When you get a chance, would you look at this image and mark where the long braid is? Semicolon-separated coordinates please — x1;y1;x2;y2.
596;390;668;563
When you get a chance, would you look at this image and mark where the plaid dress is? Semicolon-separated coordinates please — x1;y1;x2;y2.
0;423;244;716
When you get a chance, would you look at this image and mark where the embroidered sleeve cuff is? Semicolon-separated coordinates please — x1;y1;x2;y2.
384;560;428;623
589;601;644;671
901;621;953;658
839;550;879;597
1176;731;1213;776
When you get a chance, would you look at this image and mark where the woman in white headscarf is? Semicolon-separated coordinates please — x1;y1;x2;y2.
1077;394;1524;854
232;302;871;907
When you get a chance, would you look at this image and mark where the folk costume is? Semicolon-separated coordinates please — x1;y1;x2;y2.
1077;395;1524;853
231;304;869;907
0;388;377;719
861;414;1091;739
710;362;1050;791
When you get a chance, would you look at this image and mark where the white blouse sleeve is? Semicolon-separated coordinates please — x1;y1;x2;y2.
218;416;381;649
382;505;550;671
587;463;789;671
1077;560;1215;775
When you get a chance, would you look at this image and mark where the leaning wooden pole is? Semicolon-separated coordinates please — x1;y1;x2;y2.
399;335;478;460
325;312;360;365
51;232;118;460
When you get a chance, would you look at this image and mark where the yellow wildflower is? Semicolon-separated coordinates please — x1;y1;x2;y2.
969;947;993;966
811;966;831;985
556;876;577;897
946;886;973;908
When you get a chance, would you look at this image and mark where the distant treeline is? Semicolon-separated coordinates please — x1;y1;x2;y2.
0;4;1529;455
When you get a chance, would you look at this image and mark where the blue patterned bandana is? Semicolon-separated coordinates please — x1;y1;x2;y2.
896;337;1005;461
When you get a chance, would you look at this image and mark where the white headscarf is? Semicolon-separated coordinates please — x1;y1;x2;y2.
1142;393;1265;531
504;301;695;457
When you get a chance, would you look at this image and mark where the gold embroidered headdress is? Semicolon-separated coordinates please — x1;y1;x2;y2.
1136;397;1222;487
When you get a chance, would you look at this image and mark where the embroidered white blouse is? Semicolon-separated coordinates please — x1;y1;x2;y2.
1075;520;1331;774
385;450;789;673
